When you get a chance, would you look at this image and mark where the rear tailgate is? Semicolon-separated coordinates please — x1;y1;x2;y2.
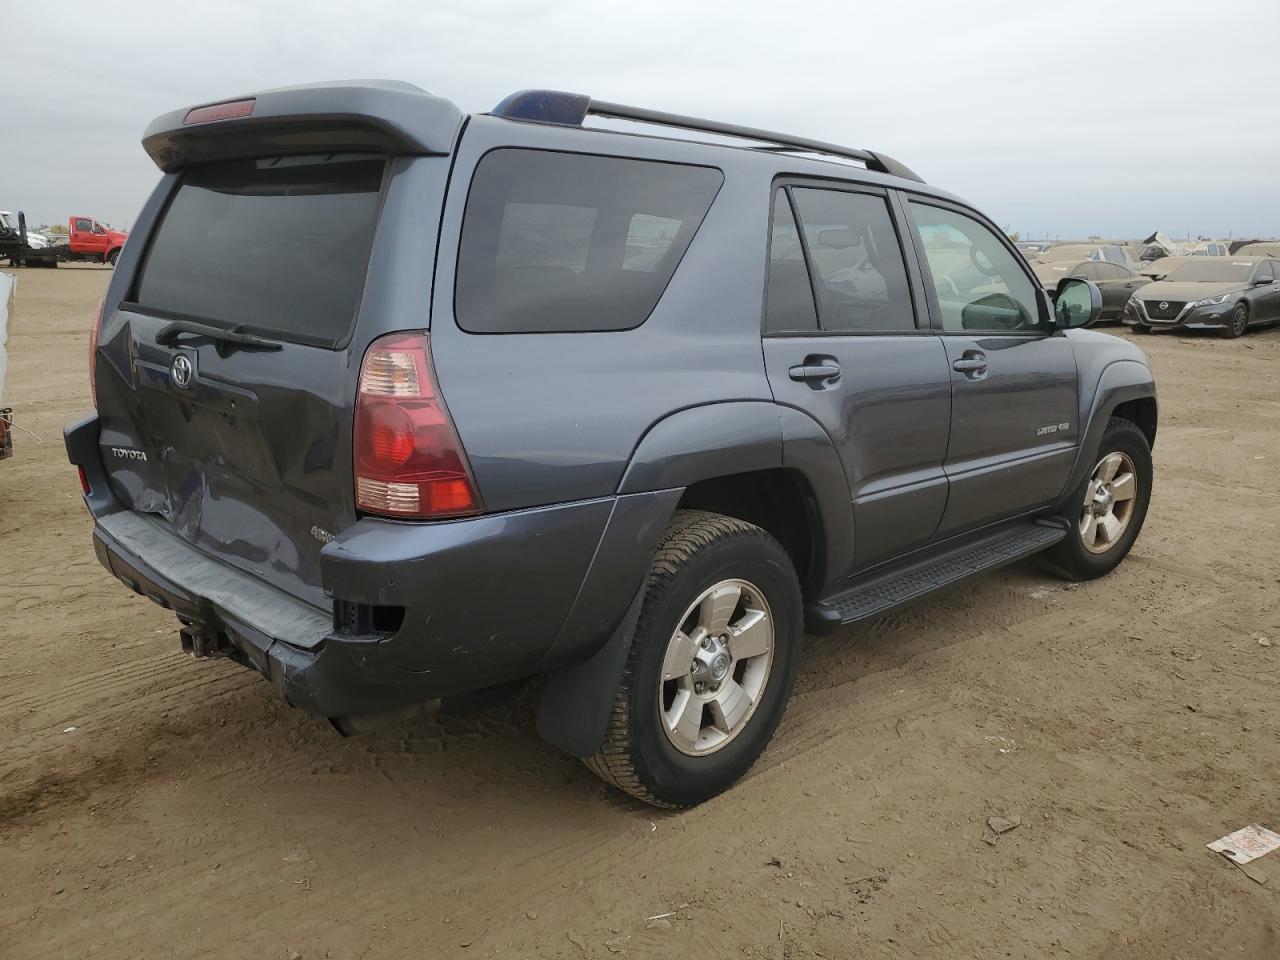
92;82;463;607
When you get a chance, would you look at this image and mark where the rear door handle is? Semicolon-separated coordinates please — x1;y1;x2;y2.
952;352;988;378
788;362;841;384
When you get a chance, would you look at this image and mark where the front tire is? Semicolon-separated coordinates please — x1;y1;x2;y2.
106;249;119;268
1041;418;1152;581
585;510;802;808
1222;302;1248;338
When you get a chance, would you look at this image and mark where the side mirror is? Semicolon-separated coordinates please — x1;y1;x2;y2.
1054;277;1102;329
1253;276;1273;286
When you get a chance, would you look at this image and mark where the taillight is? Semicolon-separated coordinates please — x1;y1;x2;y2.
354;332;482;519
89;297;103;407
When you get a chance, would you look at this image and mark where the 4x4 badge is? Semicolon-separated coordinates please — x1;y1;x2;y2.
170;353;195;389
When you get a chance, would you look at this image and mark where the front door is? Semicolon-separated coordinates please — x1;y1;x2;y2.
762;184;952;574
1253;260;1280;321
72;217;102;257
904;199;1079;537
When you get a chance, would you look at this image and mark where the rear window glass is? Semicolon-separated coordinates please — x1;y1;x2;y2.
455;149;723;333
134;154;384;347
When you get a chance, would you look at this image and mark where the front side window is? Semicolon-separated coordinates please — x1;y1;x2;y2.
455;149;723;334
1257;261;1275;283
789;188;915;332
908;202;1045;333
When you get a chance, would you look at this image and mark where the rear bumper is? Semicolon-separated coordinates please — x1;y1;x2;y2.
65;413;677;718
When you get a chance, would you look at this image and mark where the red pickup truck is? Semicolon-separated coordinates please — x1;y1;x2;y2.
64;216;129;266
2;214;128;268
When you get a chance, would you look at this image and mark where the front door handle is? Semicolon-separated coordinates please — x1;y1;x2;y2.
952;352;988;378
788;362;841;384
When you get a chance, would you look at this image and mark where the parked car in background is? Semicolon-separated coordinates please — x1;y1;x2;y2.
66;80;1158;808
1038;242;1133;267
65;217;128;266
1233;241;1280;259
18;216;128;268
0;211;48;249
1137;255;1196;280
1181;240;1231;257
1124;257;1280;337
1032;259;1149;322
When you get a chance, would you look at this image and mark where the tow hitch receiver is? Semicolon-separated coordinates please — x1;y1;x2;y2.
179;621;233;659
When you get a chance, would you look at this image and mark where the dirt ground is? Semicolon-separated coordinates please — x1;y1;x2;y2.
1;264;1278;960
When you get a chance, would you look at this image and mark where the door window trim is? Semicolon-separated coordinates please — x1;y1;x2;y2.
761;177;933;339
895;191;1056;338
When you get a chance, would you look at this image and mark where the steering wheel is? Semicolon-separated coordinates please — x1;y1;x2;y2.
968;244;999;277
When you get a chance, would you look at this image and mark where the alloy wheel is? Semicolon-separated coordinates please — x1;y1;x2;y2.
1232;304;1248;337
1079;451;1138;554
658;579;774;756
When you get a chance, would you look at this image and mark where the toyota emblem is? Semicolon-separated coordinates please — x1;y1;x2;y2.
170;353;195;389
1159;302;1169;310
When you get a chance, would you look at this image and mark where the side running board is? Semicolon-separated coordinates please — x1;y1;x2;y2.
805;520;1067;633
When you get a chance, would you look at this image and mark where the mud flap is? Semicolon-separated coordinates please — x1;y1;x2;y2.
535;587;645;759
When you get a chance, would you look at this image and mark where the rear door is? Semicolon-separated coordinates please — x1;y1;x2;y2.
1256;260;1280;320
762;183;952;573
1091;261;1144;318
904;198;1079;537
96;154;388;606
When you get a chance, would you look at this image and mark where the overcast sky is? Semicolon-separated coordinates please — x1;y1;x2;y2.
8;0;1280;239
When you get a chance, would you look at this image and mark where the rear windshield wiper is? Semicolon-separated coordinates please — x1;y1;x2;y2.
155;318;284;351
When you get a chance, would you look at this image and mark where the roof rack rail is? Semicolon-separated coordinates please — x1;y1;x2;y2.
489;90;924;183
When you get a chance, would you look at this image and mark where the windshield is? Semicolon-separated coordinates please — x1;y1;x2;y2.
1166;260;1257;283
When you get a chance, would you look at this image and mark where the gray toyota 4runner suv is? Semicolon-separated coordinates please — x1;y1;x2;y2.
66;81;1157;808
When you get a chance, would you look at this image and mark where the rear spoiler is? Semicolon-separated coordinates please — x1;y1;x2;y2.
142;80;464;172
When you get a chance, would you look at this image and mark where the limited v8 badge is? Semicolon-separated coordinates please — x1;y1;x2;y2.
1036;421;1071;436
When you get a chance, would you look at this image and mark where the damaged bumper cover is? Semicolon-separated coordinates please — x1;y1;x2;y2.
67;414;671;718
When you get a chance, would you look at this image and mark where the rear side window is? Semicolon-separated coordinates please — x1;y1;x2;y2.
74;218;91;231
455;149;722;333
764;191;818;333
134;155;385;347
790;188;916;332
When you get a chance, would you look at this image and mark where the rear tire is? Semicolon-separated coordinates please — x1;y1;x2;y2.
585;510;802;808
1222;302;1248;338
1040;418;1152;581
